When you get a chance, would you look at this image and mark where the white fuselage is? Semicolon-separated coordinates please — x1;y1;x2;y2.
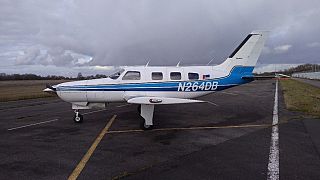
55;65;232;105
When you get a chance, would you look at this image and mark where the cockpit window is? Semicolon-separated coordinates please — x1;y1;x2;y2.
109;69;125;80
122;71;141;80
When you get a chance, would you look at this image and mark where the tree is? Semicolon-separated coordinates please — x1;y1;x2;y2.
77;72;84;80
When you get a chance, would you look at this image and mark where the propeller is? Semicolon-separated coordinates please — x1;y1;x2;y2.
43;84;57;94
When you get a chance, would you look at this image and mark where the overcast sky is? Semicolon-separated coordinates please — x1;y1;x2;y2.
0;0;319;76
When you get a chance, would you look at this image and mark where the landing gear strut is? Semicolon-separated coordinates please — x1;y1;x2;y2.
74;110;83;123
137;105;141;114
138;104;154;130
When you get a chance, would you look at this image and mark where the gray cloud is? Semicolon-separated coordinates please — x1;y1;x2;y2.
307;42;320;48
15;46;42;65
0;0;320;75
15;46;91;67
274;44;292;54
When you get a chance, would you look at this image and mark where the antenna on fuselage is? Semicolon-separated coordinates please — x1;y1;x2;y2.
207;58;214;65
176;61;181;67
145;60;150;67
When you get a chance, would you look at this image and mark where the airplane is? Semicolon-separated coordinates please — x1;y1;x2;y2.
276;73;291;78
44;30;268;130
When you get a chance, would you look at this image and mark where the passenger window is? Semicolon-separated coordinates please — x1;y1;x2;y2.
170;72;181;80
122;71;141;80
152;72;163;80
188;73;199;80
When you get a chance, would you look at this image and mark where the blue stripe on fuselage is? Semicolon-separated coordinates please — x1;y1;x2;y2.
56;66;254;92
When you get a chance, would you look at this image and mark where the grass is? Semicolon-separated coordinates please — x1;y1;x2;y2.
0;80;68;102
280;79;320;117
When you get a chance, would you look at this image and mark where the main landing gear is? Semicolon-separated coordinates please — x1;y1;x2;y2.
74;110;83;123
141;123;153;130
138;104;154;130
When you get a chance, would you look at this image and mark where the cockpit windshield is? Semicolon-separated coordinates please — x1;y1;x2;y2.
108;69;125;80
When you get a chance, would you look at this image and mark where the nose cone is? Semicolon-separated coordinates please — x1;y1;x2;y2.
53;80;89;102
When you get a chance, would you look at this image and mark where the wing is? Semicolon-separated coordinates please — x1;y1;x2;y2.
127;96;205;105
242;75;275;80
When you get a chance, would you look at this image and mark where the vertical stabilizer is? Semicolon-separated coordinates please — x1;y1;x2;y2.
217;31;268;73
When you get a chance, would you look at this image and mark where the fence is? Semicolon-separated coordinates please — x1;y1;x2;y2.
292;72;320;80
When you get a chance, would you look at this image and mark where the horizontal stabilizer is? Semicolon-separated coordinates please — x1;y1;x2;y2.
242;75;283;80
276;73;291;78
241;75;255;80
127;97;205;105
242;73;291;80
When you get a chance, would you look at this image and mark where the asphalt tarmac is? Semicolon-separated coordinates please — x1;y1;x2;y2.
294;78;320;88
0;80;319;180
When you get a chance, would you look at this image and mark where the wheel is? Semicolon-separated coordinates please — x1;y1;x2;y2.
143;124;153;130
74;113;83;123
140;120;153;130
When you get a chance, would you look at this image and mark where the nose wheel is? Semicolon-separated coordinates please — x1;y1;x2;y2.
74;110;83;123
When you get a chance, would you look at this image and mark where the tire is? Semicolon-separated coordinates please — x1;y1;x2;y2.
74;113;83;123
140;120;153;130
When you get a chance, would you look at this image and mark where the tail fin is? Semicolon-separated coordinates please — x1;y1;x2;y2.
218;31;268;72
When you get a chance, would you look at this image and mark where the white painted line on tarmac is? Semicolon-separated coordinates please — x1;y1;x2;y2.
7;109;107;131
206;101;219;106
8;119;59;131
267;80;279;180
7;103;129;131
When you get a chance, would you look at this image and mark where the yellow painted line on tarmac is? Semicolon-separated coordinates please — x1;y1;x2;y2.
68;115;117;180
107;129;144;134
116;104;132;108
107;123;271;134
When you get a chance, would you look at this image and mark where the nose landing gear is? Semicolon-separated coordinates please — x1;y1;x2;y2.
74;110;83;123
